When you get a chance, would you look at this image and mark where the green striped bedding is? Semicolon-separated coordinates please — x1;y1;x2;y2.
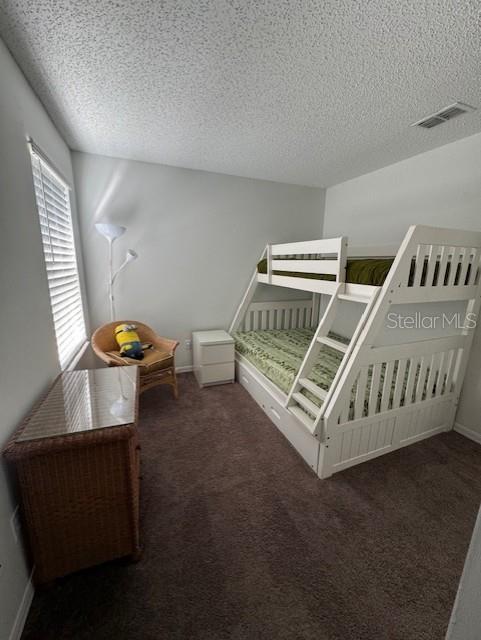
233;328;348;403
234;329;443;419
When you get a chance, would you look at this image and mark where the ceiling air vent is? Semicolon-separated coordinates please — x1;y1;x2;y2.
411;102;476;129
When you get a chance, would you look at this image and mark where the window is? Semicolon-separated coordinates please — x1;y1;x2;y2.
29;143;87;369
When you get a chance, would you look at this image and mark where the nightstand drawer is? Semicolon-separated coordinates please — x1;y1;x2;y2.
197;362;234;385
200;343;234;365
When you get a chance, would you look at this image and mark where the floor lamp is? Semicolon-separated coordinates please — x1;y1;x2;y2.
95;223;138;321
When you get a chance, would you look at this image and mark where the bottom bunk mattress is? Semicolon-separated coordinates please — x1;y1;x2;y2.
234;329;447;420
233;328;348;402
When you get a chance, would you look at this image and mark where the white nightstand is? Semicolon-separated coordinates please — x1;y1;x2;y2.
192;330;235;387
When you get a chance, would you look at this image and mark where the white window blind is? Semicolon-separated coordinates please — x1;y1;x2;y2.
29;145;87;369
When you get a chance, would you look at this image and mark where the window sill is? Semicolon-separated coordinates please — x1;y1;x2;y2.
65;341;89;371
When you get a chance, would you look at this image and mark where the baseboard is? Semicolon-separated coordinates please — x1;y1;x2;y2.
9;571;34;640
176;365;193;373
454;422;481;445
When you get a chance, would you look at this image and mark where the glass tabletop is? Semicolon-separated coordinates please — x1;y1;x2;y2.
17;367;138;442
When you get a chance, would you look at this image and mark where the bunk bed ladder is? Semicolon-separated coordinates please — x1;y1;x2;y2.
286;285;380;436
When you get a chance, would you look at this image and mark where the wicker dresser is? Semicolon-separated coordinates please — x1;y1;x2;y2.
3;366;141;584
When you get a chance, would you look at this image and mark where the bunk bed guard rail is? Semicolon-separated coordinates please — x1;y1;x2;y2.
258;237;348;291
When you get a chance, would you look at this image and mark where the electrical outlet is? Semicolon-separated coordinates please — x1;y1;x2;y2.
184;339;192;350
10;506;21;544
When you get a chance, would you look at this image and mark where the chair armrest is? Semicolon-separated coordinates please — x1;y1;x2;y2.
105;351;133;366
151;336;180;354
91;343;124;367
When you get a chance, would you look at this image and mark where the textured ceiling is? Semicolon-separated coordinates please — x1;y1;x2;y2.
1;0;481;187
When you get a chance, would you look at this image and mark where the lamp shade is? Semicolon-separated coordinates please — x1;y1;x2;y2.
125;249;138;263
112;248;139;282
95;222;126;241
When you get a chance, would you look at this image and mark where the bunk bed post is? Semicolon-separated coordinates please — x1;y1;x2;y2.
266;244;272;284
338;236;348;284
317;444;334;479
229;245;267;333
311;293;320;327
449;294;481;429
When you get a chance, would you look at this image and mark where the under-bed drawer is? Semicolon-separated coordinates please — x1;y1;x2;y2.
236;361;320;471
237;364;271;409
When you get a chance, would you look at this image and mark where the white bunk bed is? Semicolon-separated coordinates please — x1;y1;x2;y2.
229;225;481;479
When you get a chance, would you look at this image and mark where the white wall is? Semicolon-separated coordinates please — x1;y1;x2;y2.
0;38;83;638
73;152;324;368
446;505;481;640
323;132;481;437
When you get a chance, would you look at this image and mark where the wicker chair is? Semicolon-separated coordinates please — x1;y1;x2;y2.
91;321;179;397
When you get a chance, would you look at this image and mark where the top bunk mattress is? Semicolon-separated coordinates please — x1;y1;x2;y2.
257;257;394;286
258;255;477;288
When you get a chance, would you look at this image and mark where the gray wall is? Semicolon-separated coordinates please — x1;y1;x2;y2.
0;38;84;638
323;132;481;438
72;152;325;368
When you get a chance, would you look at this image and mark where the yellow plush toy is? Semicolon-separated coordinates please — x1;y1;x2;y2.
115;324;144;360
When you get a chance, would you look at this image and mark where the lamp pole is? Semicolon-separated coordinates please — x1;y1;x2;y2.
110;249;138;321
108;236;115;321
95;223;137;322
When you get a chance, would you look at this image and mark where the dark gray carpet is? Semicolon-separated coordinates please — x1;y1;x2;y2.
22;373;481;640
